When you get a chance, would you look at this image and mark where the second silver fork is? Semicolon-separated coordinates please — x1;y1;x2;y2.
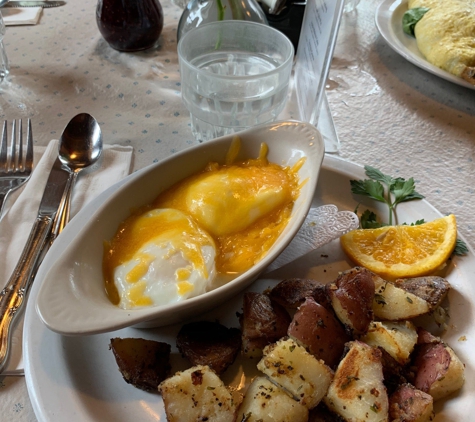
0;119;34;218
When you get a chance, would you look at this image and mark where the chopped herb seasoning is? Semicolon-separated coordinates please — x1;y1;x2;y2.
374;293;386;305
341;375;359;390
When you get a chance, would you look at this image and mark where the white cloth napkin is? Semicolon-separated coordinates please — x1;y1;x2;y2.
0;139;133;375
2;5;42;26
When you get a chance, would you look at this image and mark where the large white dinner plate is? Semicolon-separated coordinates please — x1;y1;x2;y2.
375;0;475;90
25;154;475;421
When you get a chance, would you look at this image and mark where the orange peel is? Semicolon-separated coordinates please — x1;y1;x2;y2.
340;215;457;279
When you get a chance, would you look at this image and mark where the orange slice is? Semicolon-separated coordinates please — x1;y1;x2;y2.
340;214;457;279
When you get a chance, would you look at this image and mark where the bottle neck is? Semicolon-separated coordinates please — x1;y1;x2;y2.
177;0;268;41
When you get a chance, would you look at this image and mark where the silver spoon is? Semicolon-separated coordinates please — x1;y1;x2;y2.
52;113;103;237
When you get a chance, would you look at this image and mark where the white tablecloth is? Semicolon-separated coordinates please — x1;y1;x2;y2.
0;0;474;420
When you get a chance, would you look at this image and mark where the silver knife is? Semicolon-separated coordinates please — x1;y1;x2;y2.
2;1;66;8
0;157;70;374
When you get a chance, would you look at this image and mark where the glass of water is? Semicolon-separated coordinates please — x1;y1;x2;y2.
178;21;294;142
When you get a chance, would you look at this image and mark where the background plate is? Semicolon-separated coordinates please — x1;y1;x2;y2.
24;155;475;421
375;0;475;90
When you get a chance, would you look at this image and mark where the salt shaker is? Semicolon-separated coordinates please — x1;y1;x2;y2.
0;11;9;82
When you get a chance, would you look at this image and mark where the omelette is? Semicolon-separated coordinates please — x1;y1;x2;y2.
407;0;475;84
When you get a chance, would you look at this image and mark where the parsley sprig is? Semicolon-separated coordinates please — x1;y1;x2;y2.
350;166;424;226
454;239;469;256
350;166;468;256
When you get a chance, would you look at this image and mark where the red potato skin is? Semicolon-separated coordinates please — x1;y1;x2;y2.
389;383;434;421
409;328;465;404
412;342;451;393
395;276;450;310
288;297;350;368
268;278;332;310
176;321;241;375
378;347;408;396
416;327;439;345
326;267;375;335
109;338;171;391
239;292;291;356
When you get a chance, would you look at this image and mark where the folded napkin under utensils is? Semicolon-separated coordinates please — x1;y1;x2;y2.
0;138;133;375
0;152;79;374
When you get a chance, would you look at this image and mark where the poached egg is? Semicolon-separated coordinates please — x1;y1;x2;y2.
103;208;216;309
103;140;304;310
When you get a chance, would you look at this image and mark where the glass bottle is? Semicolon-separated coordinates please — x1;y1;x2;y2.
96;0;164;52
177;0;268;41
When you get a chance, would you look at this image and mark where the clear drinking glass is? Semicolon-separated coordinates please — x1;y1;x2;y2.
178;21;294;142
0;11;9;82
170;0;189;9
344;0;360;13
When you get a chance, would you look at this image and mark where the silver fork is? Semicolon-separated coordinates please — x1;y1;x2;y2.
0;119;34;218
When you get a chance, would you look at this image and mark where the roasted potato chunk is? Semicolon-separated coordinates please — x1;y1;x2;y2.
240;292;291;358
257;337;334;409
236;376;308;422
395;276;450;312
389;383;434;422
176;320;241;375
378;347;408;396
308;402;344;422
109;337;171;391
158;365;237;422
361;321;418;365
324;341;389;422
327;267;375;336
412;335;465;401
288;297;349;368
373;276;430;320
269;278;331;310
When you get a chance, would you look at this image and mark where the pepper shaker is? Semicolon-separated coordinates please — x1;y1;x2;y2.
96;0;164;52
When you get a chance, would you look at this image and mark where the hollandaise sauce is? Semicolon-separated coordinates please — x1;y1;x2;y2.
103;139;305;309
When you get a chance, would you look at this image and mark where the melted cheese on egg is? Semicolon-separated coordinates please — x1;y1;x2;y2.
154;143;304;274
156;165;292;237
103;208;216;308
104;140;305;309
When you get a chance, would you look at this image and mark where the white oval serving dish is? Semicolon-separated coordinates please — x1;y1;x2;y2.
35;120;325;335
